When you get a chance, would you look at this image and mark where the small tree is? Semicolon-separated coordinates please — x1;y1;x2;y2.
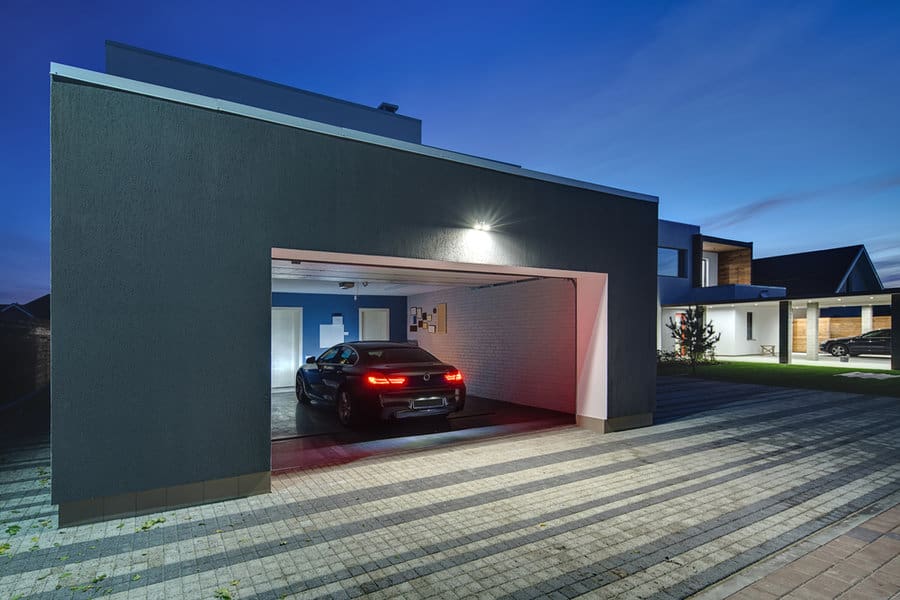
665;306;720;374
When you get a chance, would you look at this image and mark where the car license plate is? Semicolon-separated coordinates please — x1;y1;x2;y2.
413;398;445;409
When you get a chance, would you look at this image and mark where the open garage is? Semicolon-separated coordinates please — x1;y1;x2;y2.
268;254;581;469
49;51;658;525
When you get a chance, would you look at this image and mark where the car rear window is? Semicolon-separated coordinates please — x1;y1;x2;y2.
363;347;438;363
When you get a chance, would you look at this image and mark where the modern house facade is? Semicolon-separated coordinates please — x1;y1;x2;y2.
50;43;659;525
657;220;899;368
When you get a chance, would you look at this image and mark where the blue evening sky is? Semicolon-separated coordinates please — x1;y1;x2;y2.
2;0;899;302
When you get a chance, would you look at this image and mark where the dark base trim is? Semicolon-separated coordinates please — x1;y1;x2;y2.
576;412;653;433
58;471;270;527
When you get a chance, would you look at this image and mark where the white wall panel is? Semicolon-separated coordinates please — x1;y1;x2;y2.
408;278;575;414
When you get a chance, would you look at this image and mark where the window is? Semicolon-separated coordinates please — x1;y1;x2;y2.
746;312;753;340
701;258;709;287
318;347;340;363
861;330;889;339
338;347;358;365
657;247;685;277
363;347;438;363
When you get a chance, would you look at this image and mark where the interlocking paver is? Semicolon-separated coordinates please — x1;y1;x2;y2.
2;378;899;599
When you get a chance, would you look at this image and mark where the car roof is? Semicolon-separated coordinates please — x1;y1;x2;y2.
344;341;421;349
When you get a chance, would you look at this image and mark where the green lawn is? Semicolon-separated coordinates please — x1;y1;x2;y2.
658;360;900;398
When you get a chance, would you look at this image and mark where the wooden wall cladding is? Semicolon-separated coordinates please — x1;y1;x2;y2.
717;248;751;285
792;316;892;349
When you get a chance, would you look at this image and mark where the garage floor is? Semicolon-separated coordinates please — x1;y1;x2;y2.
2;378;898;599
271;389;574;471
271;389;571;440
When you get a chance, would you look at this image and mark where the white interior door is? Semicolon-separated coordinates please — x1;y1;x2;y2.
359;308;390;341
271;307;303;389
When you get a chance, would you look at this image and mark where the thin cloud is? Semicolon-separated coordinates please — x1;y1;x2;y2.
869;239;900;288
703;173;900;229
874;256;900;288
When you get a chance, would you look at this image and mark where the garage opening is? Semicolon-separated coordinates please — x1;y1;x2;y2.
270;248;584;471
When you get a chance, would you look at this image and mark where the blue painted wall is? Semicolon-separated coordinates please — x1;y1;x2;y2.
271;293;408;358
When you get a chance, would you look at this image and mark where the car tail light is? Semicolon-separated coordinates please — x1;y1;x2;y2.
366;374;407;386
444;371;463;382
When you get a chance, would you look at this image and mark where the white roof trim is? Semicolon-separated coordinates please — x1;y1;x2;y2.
50;62;658;203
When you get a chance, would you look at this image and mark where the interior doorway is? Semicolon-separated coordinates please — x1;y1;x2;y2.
359;308;390;341
271;307;303;389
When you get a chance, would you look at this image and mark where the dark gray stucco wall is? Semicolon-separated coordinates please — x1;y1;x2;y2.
105;41;422;144
50;77;658;504
892;293;899;370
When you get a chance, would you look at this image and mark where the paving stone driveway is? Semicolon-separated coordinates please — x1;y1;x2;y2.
1;378;898;599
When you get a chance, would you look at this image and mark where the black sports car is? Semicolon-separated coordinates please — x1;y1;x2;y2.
819;328;891;357
295;341;466;427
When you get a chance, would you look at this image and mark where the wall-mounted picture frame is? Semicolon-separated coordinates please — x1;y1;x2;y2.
428;325;436;333
437;303;447;334
410;307;417;315
409;325;417;332
418;320;425;328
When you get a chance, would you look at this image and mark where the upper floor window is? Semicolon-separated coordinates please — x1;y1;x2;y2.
658;247;685;277
701;258;710;287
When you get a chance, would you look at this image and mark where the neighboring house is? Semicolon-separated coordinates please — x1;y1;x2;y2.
0;294;50;407
658;220;897;366
23;293;51;320
0;303;36;322
657;220;785;356
753;245;884;297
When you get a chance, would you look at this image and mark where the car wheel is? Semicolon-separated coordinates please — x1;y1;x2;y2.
337;390;356;427
830;344;848;357
295;374;311;404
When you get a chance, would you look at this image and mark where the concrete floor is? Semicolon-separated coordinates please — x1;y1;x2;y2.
1;378;898;599
271;389;572;440
271;389;575;471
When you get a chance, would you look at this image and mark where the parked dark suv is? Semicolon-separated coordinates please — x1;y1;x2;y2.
819;329;891;357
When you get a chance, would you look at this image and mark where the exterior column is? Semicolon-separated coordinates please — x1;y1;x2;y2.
806;302;819;360
779;300;792;364
656;292;662;351
892;294;899;371
861;304;874;333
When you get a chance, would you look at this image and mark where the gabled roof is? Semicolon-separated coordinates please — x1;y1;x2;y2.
24;293;50;320
752;245;883;297
0;303;35;320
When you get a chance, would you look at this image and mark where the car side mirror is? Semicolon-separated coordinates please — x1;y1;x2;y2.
305;356;316;364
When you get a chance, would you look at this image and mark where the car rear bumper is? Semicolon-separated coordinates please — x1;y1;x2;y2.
377;386;466;420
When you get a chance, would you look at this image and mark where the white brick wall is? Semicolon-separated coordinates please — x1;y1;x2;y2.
407;278;576;414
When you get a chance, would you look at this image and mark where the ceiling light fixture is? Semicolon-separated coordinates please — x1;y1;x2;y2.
339;282;355;290
473;221;491;231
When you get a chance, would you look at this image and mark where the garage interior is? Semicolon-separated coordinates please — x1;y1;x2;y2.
270;251;577;470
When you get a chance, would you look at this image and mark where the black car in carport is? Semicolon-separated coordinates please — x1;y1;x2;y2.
296;341;466;427
819;328;892;357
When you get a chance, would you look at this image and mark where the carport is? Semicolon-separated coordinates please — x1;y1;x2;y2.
49;58;658;525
